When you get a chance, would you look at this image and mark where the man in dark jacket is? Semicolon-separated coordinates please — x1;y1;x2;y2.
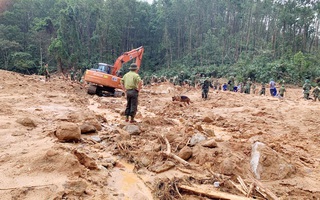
201;77;213;99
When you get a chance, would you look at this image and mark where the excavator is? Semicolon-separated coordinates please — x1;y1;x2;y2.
84;46;144;96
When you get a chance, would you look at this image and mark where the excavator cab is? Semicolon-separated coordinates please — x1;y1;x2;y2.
91;63;114;74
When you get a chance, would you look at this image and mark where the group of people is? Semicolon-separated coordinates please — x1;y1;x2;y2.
111;66;320;123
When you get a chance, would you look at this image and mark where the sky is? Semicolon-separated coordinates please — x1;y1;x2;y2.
139;0;153;4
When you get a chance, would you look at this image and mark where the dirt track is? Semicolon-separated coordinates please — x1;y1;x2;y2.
0;69;319;199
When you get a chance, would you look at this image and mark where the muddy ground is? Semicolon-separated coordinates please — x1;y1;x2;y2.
0;69;319;200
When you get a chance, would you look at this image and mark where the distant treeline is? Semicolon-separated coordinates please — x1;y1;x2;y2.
1;0;320;84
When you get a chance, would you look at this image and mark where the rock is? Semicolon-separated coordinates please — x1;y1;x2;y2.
55;122;81;142
149;161;176;173
201;139;218;148
114;108;122;113
189;133;207;146
73;150;99;170
80;123;96;134
194;124;204;132
86;119;102;131
203;116;214;123
140;156;152;167
123;124;140;135
63;180;88;196
220;158;237;175
204;129;215;137
16;117;36;127
166;132;179;142
178;146;193;160
250;142;295;180
91;136;101;142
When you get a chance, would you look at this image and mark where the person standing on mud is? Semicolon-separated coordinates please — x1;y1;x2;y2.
302;79;312;100
201;77;213;99
259;82;266;95
279;84;286;97
121;63;142;123
44;63;50;82
269;78;277;96
312;84;320;101
244;78;252;94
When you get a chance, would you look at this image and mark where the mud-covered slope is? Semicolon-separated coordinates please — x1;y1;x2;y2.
0;70;319;199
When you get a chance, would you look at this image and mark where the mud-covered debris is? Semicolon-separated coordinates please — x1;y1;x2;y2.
189;133;207;146
80;123;96;134
16;117;37;127
201;139;218;148
55;122;81;142
178;146;193;160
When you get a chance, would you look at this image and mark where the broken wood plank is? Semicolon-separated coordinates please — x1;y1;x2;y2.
251;178;279;200
229;180;247;196
237;176;249;192
178;184;254;200
246;183;254;197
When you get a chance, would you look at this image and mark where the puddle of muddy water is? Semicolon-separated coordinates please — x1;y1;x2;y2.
108;161;153;200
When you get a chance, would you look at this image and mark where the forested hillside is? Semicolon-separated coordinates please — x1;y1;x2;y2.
1;0;320;84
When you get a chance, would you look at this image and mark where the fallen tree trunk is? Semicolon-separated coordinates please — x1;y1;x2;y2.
178;184;254;200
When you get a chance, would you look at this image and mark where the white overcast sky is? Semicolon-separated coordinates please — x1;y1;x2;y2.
139;0;153;4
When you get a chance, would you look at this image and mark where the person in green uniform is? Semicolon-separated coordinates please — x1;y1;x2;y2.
279;84;286;97
244;78;252;94
312;84;320;101
302;79;312;100
121;63;142;123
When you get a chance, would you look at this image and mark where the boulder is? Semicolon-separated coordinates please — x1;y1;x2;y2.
203;116;214;123
16;117;36;127
149;161;175;173
201;139;218;148
178;146;193;160
123;124;141;135
189;133;207;146
80;123;97;134
250;142;295;180
55;122;81;142
63;180;88;196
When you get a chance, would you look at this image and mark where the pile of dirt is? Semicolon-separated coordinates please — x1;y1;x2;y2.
0;69;319;199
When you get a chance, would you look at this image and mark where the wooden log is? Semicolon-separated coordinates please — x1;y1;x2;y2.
178;184;254;200
161;135;191;166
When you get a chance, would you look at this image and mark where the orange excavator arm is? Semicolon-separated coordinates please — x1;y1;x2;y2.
111;46;144;75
